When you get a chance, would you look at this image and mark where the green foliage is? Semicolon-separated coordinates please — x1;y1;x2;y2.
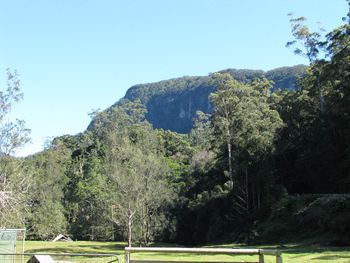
97;103;177;246
62;132;111;240
25;144;69;240
257;194;350;243
0;69;31;227
191;111;213;151
157;129;194;163
210;74;283;158
286;14;325;62
265;65;306;91
209;73;283;218
30;199;67;240
273;9;350;194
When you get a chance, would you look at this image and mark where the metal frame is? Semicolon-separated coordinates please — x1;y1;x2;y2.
124;247;282;263
0;228;26;263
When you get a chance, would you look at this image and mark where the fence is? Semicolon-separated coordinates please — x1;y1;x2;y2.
0;229;26;263
124;247;282;263
0;253;120;263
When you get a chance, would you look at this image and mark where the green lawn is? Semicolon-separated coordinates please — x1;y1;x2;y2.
20;241;350;263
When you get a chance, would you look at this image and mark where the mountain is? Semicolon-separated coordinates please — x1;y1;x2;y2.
93;65;306;133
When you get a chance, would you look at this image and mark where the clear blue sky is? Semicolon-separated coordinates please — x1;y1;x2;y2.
0;0;347;156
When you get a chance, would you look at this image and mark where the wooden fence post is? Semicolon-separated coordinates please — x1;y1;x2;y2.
125;250;130;263
259;254;264;263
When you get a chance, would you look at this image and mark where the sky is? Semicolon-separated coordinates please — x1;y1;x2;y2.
0;0;347;156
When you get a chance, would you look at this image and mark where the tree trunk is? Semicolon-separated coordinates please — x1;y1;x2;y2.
227;138;233;183
140;205;145;245
252;182;256;211
225;108;234;184
145;206;150;246
245;168;249;210
128;205;133;247
128;216;132;247
318;77;325;116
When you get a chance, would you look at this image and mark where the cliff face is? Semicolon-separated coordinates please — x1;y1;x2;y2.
96;65;306;133
145;81;214;133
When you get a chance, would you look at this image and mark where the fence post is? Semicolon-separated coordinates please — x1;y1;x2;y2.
259;254;264;263
276;252;282;263
125;250;130;263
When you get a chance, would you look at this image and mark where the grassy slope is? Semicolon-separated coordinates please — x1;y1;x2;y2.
22;241;350;263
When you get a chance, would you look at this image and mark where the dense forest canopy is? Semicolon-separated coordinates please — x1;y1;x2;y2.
1;2;350;247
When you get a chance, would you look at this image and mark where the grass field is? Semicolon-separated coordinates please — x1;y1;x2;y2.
18;241;350;263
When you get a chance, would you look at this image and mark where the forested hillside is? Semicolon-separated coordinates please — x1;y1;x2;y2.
1;6;350;248
101;65;305;133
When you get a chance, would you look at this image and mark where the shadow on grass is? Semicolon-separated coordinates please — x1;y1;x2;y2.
74;243;126;250
130;251;256;262
27;247;123;254
25;242;126;255
311;255;350;261
278;244;350;255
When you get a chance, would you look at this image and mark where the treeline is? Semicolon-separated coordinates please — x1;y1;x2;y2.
1;7;350;245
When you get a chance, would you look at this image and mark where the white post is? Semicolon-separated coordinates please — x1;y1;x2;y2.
125;250;130;263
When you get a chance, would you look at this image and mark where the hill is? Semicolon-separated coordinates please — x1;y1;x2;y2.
95;65;305;133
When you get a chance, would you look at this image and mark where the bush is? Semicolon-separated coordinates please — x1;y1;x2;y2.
256;194;350;242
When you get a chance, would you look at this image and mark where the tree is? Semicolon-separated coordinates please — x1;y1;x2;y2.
209;73;245;184
210;73;283;212
191;111;213;151
25;141;69;240
61;133;111;240
0;69;31;226
276;4;350;193
97;103;175;246
286;13;327;115
108;140;173;246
